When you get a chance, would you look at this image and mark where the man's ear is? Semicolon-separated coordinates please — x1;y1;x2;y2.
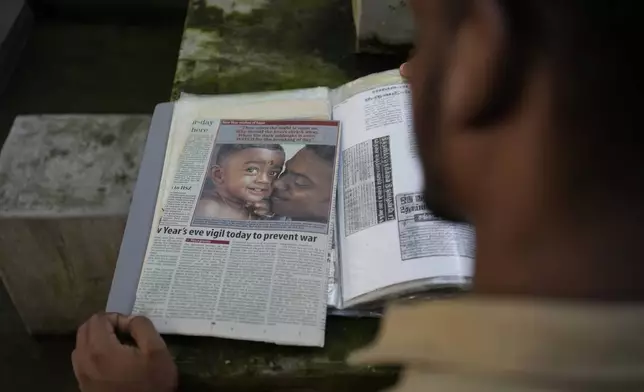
443;0;505;129
211;165;224;185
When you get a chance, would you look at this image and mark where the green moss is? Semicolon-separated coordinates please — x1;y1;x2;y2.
165;317;396;381
172;0;355;97
176;55;348;96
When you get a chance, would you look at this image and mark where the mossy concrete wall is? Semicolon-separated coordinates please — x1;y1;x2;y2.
171;317;398;390
173;0;356;99
353;0;414;53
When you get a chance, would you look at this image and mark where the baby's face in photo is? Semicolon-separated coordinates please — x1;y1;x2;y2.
218;148;285;203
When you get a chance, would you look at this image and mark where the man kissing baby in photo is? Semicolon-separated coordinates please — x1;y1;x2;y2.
194;144;285;220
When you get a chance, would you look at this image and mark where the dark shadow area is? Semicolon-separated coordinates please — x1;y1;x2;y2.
0;0;187;147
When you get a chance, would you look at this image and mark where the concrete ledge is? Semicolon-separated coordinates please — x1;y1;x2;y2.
32;317;398;391
161;315;399;390
0;115;149;333
353;0;413;54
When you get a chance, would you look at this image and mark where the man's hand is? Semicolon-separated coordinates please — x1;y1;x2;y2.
72;313;178;392
400;62;410;78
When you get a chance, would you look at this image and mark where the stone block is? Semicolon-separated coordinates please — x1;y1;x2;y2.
353;0;413;53
171;0;354;99
0;115;150;333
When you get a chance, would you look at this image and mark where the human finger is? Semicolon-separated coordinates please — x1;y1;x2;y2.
71;349;86;382
105;312;130;332
87;313;120;351
123;316;167;354
71;347;101;385
76;319;89;350
400;62;410;78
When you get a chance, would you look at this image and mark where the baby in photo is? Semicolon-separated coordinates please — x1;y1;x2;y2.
195;144;285;220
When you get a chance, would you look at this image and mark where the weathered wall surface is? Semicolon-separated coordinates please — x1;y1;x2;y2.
353;0;414;53
0;115;149;333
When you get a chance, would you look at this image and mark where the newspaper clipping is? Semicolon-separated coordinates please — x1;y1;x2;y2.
132;119;340;347
396;192;475;261
342;136;396;236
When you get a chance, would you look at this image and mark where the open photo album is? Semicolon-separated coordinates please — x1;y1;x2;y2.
106;70;474;347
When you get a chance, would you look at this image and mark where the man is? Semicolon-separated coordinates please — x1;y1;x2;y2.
270;144;335;223
72;1;644;391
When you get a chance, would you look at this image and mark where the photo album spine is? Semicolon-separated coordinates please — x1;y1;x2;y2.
106;103;174;315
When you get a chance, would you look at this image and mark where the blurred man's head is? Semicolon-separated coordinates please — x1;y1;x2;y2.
407;0;640;227
271;145;336;223
408;0;642;298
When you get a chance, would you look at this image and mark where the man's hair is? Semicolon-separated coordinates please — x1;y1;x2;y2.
213;144;284;166
452;1;642;203
304;145;336;164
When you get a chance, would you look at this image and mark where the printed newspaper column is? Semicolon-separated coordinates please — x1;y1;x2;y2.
396;192;475;261
342;136;396;236
134;120;217;317
160;120;216;225
334;81;474;303
133;119;340;347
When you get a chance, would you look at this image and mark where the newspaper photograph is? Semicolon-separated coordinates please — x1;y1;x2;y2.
132;119;340;347
191;120;337;234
